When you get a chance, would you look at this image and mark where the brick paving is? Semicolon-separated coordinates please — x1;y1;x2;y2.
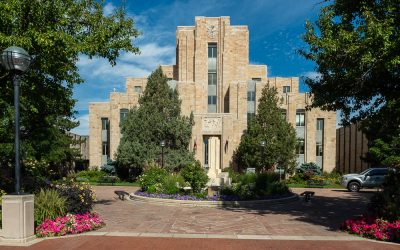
93;186;374;236
1;186;397;249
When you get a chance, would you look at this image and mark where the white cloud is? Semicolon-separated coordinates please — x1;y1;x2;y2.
71;114;89;136
302;71;322;80
103;2;116;16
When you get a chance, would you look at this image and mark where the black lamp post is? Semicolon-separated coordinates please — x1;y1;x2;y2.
160;140;166;168
260;140;266;172
1;46;31;194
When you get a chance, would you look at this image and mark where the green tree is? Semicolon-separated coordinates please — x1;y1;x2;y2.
235;84;297;172
0;0;140;190
300;0;399;125
116;67;195;173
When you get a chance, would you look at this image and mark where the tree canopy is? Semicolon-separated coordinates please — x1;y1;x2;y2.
300;0;399;125
0;0;140;188
235;84;297;173
116;67;195;172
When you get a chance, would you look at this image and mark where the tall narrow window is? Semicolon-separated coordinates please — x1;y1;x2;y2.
247;91;255;101
208;43;217;113
296;110;305;126
283;86;291;93
296;139;305;154
247;80;256;126
204;137;209;165
281;109;287;121
120;109;129;125
316;118;324;169
101;118;109;130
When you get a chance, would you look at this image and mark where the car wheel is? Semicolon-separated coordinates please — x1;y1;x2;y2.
348;182;360;192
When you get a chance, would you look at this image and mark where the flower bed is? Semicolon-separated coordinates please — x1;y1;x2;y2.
36;213;104;237
341;215;400;242
135;191;293;201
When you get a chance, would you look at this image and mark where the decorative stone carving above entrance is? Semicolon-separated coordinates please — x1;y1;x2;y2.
202;117;222;133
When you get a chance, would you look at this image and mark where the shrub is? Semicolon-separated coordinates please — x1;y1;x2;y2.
55;180;96;214
100;162;115;175
138;166;168;192
368;170;400;221
36;213;104;237
0;189;5;229
296;162;322;176
180;162;209;193
76;170;106;182
160;174;185;194
34;189;67;226
255;173;279;191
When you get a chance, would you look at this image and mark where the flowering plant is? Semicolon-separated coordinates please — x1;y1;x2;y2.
341;215;400;242
54;179;96;213
36;213;104;237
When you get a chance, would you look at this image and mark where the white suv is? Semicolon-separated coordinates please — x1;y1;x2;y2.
341;168;389;192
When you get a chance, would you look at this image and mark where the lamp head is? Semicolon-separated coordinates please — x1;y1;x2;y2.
1;46;31;72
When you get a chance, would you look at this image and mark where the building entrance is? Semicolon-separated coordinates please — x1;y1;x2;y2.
203;135;221;178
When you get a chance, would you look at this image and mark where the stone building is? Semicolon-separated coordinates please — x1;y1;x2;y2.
89;16;337;178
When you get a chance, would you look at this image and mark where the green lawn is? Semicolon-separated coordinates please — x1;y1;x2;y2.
287;183;345;189
89;181;139;187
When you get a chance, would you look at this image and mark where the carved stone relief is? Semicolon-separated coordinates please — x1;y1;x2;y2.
202;117;222;132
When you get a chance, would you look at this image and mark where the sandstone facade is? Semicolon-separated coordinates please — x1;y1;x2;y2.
89;16;337;175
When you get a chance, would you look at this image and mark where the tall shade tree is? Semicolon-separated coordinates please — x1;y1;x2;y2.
235;84;297;173
116;67;194;173
300;0;399;125
0;0;140;188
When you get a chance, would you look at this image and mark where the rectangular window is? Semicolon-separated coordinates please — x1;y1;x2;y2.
252;78;261;81
317;118;324;130
247;91;255;101
296;111;305;126
208;73;217;85
316;142;323;156
101;118;109;130
134;86;142;93
208;95;217;105
297;139;305;154
120;109;129;125
204;137;209;165
208;44;217;58
247;112;255;125
102;142;108;156
283;86;291;93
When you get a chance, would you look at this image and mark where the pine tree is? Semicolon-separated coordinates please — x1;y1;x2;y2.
116;67;194;172
235;84;297;172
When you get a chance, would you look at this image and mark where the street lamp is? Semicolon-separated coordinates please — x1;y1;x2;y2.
160;140;166;168
1;46;31;194
260;140;266;172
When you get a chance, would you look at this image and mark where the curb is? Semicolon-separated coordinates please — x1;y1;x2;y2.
128;193;299;207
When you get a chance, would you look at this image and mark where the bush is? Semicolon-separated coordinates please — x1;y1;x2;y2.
296;162;322;176
138;166;168;192
34;189;67;226
369;170;400;221
76;170;105;182
55;180;96;214
160;174;185;194
0;189;5;229
180;162;209;193
255;173;279;191
101;160;116;175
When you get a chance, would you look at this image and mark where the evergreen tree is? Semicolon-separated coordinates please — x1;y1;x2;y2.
235;84;297;172
116;67;194;173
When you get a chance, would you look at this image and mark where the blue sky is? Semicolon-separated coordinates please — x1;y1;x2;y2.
72;0;326;135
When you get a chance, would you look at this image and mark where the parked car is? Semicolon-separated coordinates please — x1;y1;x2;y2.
341;168;390;192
